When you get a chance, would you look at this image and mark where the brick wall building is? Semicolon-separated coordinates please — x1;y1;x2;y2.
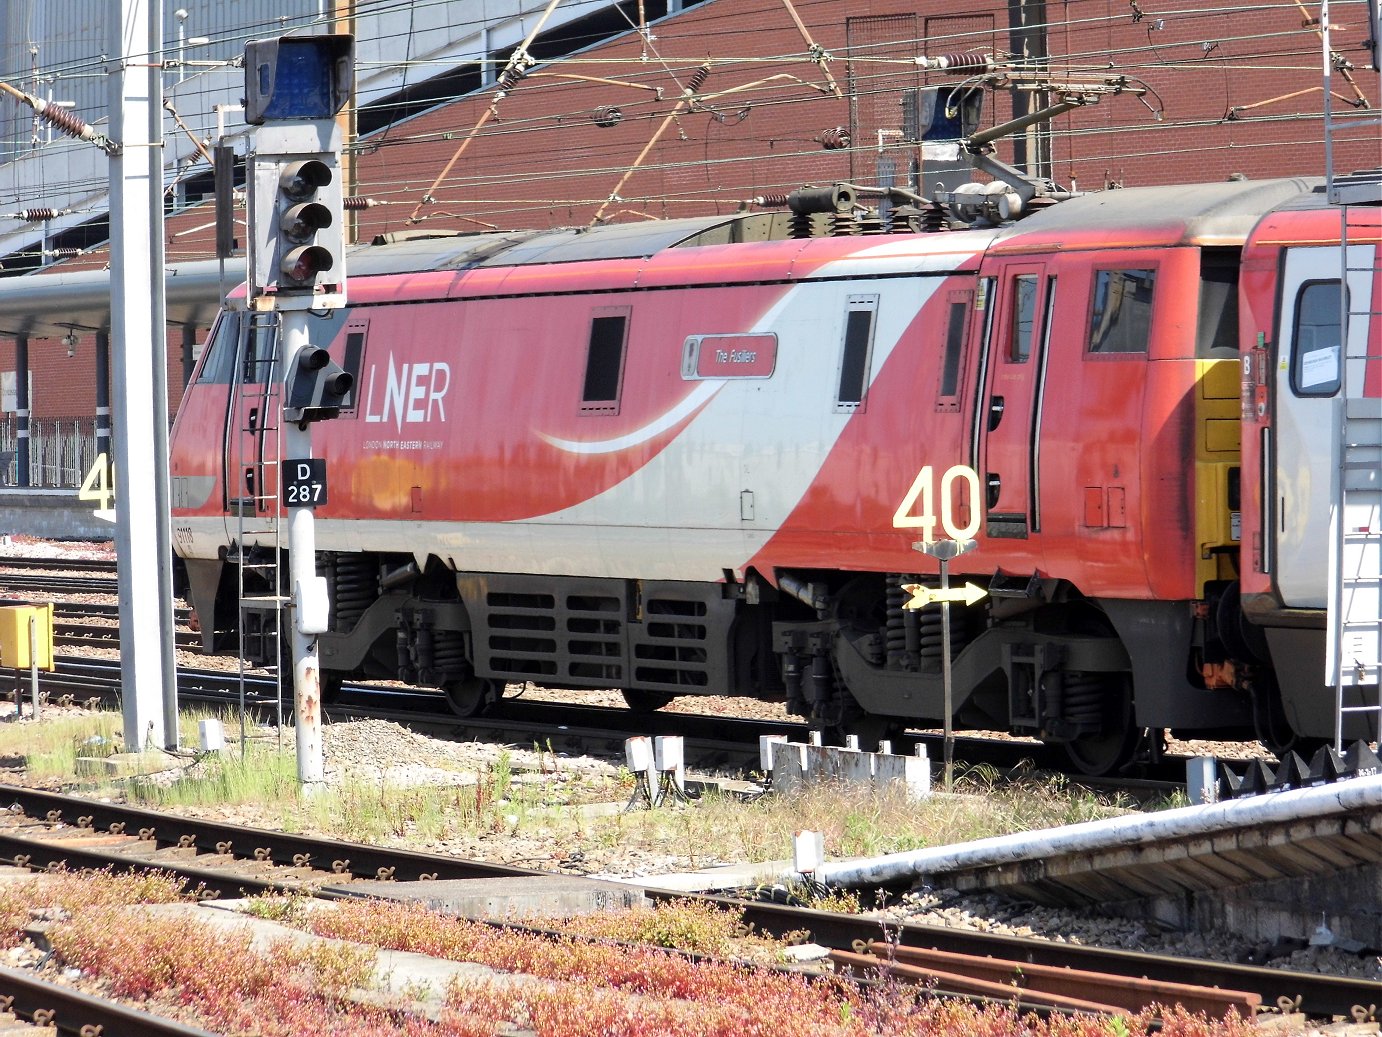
351;0;1379;238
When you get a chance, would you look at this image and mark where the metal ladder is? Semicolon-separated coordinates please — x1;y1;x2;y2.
232;311;288;734
1322;0;1382;748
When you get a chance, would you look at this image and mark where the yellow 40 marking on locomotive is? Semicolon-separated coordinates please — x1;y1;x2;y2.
891;464;981;541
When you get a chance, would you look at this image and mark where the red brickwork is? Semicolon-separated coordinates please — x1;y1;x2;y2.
0;329;189;419
350;0;1379;238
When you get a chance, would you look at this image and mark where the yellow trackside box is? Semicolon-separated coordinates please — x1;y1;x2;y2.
0;603;55;671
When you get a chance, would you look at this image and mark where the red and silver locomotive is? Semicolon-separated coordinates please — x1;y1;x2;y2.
168;175;1381;774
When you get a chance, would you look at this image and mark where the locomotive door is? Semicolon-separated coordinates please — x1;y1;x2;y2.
1272;244;1374;607
977;264;1053;539
224;311;282;524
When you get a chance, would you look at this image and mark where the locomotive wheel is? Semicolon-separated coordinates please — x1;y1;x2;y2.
443;677;495;718
1060;677;1141;777
622;689;676;712
1250;669;1325;759
320;674;343;704
1216;582;1269;664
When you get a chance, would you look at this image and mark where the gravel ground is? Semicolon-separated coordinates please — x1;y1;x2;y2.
0;535;115;561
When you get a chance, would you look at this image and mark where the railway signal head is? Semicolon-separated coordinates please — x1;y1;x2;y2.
284;345;353;425
277;158;338;289
244;33;353;308
248;134;347;306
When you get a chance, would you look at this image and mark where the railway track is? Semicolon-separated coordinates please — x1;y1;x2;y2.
14;659;1190;812
2;786;1374;1025
0;563;117;597
0;561;1375;1027
25;655;773;773
52;607;200;651
0;967;217;1036
0;557;116;574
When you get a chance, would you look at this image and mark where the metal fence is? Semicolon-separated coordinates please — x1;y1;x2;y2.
0;416;100;488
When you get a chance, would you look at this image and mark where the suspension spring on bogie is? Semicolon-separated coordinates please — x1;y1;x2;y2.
918;606;970;662
1059;672;1105;726
886;574;921;669
329;554;374;631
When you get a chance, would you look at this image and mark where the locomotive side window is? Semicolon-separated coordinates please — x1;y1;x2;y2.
582;308;630;413
939;292;971;400
836;294;879;412
1291;280;1342;397
1009;274;1038;362
193;312;242;385
337;329;366;416
1088;268;1156;354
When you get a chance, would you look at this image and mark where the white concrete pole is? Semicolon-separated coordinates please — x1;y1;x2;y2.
110;0;178;751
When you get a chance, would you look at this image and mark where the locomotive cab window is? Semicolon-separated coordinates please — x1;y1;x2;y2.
243;312;280;383
335;327;367;416
1197;249;1241;358
1291;280;1342;397
582;308;630;413
193;312;242;385
1088;268;1156;354
836;295;879;412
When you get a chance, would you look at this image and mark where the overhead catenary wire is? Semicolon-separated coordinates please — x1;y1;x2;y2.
405;0;568;223
0;0;1375;236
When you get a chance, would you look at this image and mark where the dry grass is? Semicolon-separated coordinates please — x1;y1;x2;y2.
609;764;1136;866
6;707;1138;872
0;710;123;781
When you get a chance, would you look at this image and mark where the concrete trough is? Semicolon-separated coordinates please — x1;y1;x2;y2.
337;874;648;920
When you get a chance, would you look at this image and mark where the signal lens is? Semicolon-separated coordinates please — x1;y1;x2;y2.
281;245;334;284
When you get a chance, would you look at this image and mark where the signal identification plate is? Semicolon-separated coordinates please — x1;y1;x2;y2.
283;457;327;508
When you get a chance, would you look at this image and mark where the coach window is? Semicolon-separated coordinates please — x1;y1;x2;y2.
1197;249;1240;358
243;312;279;384
1088;268;1156;354
1291;280;1342;397
581;307;630;413
836;294;879;412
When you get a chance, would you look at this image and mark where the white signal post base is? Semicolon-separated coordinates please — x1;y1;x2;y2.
282;312;325;790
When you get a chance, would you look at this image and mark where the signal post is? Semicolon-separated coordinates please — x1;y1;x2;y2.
244;34;355;788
